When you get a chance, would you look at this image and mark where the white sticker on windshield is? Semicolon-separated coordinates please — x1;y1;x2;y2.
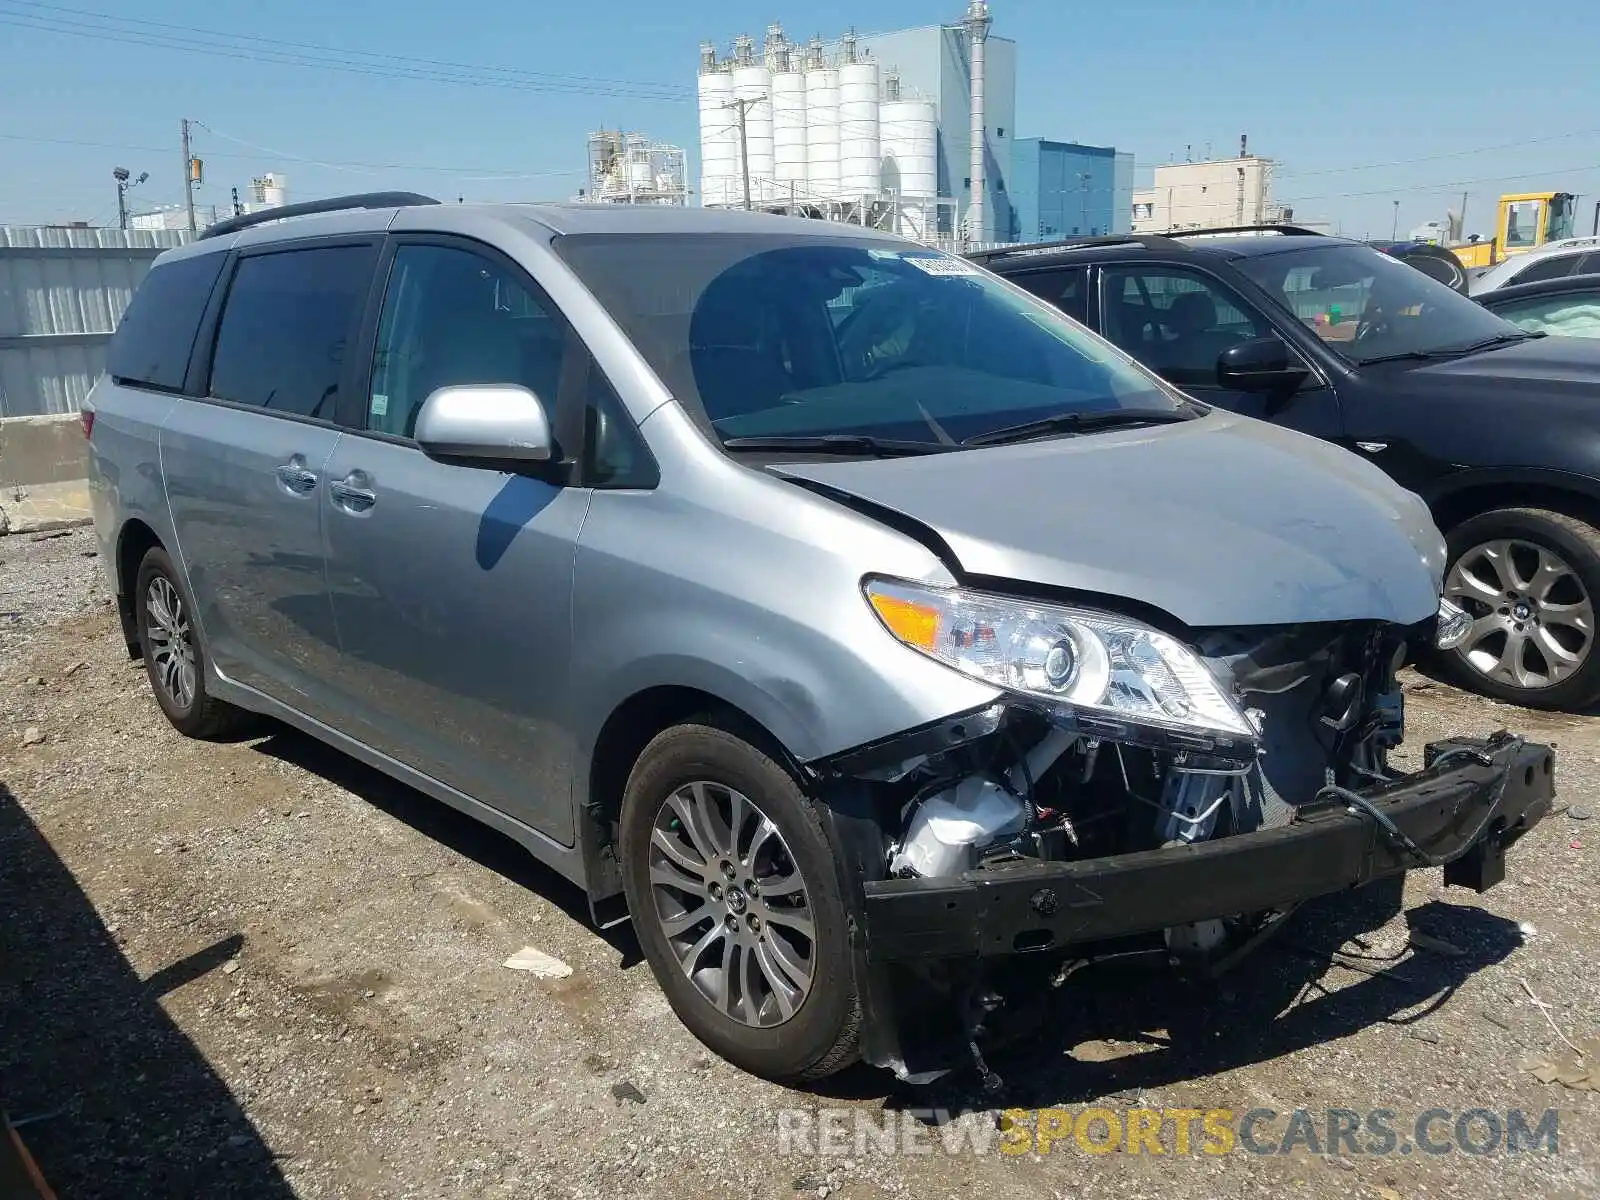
370;393;389;418
902;254;980;277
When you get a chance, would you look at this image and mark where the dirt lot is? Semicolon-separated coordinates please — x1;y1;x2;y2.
2;526;1597;1199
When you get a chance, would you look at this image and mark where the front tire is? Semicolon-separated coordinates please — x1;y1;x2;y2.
1437;507;1600;709
135;546;247;739
619;721;861;1082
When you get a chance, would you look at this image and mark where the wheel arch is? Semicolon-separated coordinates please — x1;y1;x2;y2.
578;682;808;911
1428;470;1600;535
114;517;165;658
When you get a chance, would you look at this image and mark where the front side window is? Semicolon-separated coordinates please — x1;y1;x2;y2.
209;245;375;419
1490;290;1600;338
1504;200;1544;250
1235;243;1520;365
552;234;1180;448
367;244;569;439
1099;267;1268;387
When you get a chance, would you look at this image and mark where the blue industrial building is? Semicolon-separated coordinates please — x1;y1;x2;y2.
1008;139;1134;242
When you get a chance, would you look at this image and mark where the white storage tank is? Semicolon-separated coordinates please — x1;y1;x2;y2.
879;97;938;200
697;63;738;207
803;62;841;200
772;67;808;192
838;59;881;198
731;63;774;203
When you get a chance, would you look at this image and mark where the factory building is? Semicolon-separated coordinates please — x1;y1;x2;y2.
1009;139;1133;241
1130;145;1281;233
579;130;688;205
697;4;1013;242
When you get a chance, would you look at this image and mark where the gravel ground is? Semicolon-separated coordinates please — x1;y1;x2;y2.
1;525;1596;1200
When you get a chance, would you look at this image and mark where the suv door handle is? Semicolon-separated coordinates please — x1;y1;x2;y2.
329;473;377;513
275;459;319;495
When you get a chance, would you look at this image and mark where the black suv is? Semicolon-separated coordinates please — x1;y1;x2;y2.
974;227;1600;711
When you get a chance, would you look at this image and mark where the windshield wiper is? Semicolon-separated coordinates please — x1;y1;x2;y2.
961;407;1196;448
1360;330;1546;365
721;434;951;457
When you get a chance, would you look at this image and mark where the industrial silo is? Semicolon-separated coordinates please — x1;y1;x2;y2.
771;39;808;199
730;34;774;204
837;35;881;200
879;73;938;235
697;44;738;206
802;39;841;200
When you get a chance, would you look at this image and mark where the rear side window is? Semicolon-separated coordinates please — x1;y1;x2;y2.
209;245;376;420
106;252;226;391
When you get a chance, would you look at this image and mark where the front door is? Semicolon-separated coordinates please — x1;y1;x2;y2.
162;240;378;722
319;239;592;844
1096;263;1343;440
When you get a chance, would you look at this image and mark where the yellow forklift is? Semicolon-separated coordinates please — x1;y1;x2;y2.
1450;191;1579;268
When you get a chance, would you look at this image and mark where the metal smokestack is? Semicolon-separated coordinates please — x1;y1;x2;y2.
964;0;991;242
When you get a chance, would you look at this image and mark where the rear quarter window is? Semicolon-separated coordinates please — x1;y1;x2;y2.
106;252;227;392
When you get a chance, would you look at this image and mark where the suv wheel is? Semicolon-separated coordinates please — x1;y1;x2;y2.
1438;507;1600;709
619;721;861;1082
135;547;247;738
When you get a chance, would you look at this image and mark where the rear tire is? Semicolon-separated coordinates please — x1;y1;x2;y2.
135;547;248;739
1436;507;1600;710
619;720;861;1082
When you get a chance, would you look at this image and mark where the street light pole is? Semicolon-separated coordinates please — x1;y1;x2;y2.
1392;199;1400;241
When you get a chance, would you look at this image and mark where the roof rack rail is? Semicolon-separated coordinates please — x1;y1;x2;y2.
968;234;1176;262
199;191;441;240
1165;223;1325;239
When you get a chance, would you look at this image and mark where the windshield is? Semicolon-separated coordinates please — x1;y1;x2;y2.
1234;243;1522;365
553;234;1182;447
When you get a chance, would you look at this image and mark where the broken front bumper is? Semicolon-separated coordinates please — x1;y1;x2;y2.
860;733;1555;963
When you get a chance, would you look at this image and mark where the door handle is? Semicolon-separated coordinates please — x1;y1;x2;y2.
274;460;319;494
329;474;377;513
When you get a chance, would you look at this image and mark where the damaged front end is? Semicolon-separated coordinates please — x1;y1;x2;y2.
814;583;1554;1086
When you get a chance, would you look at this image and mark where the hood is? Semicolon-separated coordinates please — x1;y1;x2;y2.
771;413;1445;629
1404;335;1600;399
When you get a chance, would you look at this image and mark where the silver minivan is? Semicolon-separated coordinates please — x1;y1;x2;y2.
86;195;1554;1086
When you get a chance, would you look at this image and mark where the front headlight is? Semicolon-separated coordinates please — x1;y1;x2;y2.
1435;595;1471;650
864;577;1255;741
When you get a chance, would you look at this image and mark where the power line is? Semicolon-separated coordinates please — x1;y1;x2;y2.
1280;162;1600;204
0;6;692;101
0;129;580;179
7;0;692;96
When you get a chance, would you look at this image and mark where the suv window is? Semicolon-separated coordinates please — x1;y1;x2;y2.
208;245;375;420
1511;254;1580;286
1100;266;1268;387
1012;268;1087;324
1491;288;1600;337
106;252;226;392
368;244;571;439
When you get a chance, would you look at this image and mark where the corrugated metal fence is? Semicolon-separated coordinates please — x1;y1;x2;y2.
0;226;194;418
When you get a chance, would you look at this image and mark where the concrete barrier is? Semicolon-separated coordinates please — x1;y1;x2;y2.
0;413;86;488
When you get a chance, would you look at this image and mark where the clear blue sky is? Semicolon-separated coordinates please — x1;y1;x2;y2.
2;0;1597;239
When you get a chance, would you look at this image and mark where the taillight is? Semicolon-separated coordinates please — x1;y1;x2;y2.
80;408;95;439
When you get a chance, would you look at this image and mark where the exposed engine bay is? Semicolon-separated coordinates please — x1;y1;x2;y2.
876;620;1406;905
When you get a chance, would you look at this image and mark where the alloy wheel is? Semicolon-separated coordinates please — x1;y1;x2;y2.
1444;538;1595;692
145;574;197;710
647;780;816;1028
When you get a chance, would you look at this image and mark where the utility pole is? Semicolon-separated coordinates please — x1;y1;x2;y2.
181;118;197;233
721;96;762;210
1391;199;1400;241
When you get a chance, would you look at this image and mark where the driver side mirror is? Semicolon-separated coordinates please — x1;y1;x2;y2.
414;385;555;466
1216;336;1311;399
